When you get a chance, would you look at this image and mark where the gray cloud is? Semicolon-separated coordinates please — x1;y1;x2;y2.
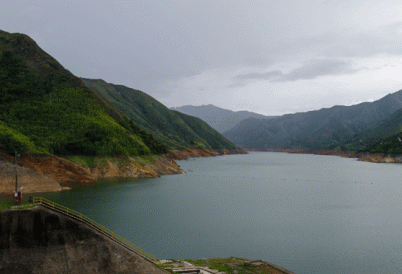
282;59;358;81
1;0;402;114
236;70;283;80
234;59;358;85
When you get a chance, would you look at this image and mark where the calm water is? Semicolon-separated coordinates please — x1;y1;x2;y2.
39;152;402;274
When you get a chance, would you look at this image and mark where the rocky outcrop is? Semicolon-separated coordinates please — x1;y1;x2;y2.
0;153;185;193
0;206;167;274
357;153;402;163
0;149;246;194
91;160;158;178
247;147;402;164
142;155;185;176
218;148;248;156
168;148;247;160
273;148;359;158
0;158;62;194
1;154;97;185
90;155;184;178
245;148;360;158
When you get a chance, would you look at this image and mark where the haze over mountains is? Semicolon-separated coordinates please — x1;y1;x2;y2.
173;91;402;155
170;105;270;134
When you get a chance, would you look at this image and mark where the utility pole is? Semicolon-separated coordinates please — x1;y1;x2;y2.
14;151;20;202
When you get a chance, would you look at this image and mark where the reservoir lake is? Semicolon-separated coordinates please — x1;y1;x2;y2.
40;152;402;274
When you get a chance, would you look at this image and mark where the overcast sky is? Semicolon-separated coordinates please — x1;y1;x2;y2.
2;0;402;115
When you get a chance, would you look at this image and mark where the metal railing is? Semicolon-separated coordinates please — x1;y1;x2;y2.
33;197;158;262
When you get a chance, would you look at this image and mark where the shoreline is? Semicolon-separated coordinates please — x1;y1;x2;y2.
0;148;247;194
244;148;402;163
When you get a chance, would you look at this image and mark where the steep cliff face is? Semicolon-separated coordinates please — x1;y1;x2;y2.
0;206;166;274
90;155;184;178
13;154;97;184
0;158;62;194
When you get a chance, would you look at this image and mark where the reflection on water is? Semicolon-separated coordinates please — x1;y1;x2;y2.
30;152;402;274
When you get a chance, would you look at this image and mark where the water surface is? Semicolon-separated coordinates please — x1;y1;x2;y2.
40;152;402;274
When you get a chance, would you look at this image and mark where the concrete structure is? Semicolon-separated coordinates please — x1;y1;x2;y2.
0;206;167;274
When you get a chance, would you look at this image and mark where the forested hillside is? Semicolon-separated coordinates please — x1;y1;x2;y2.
338;108;402;152
0;30;166;156
82;79;238;151
224;90;402;150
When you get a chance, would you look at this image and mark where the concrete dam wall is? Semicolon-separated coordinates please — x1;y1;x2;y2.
0;206;166;274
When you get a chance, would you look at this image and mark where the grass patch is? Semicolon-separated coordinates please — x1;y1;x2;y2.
184;258;272;274
66;156;96;169
0;201;34;211
186;259;234;274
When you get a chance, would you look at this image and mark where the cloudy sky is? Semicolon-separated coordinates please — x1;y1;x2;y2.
1;0;402;115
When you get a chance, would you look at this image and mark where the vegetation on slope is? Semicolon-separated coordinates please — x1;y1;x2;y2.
224;91;402;150
172;110;237;150
360;131;402;155
82;78;239;151
0;30;166;156
335;108;402;152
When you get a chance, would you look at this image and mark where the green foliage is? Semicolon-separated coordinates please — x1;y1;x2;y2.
0;51;48;103
194;141;206;149
0;45;166;157
82;79;239;151
66;156;96;169
362;132;402;155
184;258;265;274
0;122;45;154
0;201;34;211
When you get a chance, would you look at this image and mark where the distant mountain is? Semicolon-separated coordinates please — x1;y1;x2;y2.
339;107;402;151
224;90;402;150
0;30;169;156
82;79;238;151
170;105;270;133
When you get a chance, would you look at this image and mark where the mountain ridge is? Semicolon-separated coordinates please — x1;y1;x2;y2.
223;89;402;150
0;30;167;157
170;104;271;133
82;78;239;151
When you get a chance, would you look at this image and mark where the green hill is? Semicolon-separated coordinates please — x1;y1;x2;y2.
362;131;402;155
81;79;238;151
0;30;166;156
224;90;402;150
336;108;402;152
338;108;402;154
